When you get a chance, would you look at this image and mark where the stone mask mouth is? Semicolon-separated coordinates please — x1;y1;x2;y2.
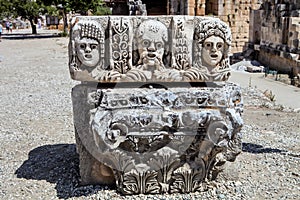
147;53;157;58
210;54;218;58
85;54;92;59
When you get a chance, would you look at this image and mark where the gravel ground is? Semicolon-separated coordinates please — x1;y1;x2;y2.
0;37;299;199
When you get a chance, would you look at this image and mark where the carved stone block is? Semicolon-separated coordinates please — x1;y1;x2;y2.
72;83;243;194
69;16;243;195
69;16;232;83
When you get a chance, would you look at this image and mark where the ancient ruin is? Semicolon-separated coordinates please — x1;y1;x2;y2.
248;0;300;85
69;16;243;194
102;1;300;85
104;0;262;53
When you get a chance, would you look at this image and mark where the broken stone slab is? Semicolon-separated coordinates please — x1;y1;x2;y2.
69;16;232;83
72;82;243;194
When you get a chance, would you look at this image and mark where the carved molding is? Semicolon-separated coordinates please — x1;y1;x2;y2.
72;83;243;194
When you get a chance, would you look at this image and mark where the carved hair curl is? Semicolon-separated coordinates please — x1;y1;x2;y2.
70;20;105;71
194;18;231;46
193;18;231;71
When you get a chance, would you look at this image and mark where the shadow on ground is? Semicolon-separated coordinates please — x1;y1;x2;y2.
15;142;289;198
242;142;286;154
15;144;113;199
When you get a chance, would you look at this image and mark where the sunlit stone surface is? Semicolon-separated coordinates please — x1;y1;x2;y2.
69;16;243;194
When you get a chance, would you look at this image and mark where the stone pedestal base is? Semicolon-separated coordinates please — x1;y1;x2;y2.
75;131;115;185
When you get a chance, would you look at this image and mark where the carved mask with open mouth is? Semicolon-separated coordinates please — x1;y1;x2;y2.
201;36;225;69
76;38;100;67
138;31;165;67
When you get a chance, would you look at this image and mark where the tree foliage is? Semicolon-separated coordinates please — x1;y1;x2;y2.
2;0;47;34
0;0;17;19
68;0;111;15
41;0;111;15
14;0;44;20
41;0;111;34
0;0;111;34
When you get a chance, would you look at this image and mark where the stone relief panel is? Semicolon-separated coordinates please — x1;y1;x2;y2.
69;17;108;81
187;18;232;82
127;18;171;81
69;16;232;82
72;83;243;194
171;16;194;71
108;17;133;81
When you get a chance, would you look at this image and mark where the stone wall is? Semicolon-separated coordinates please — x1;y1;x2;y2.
216;0;261;53
248;0;300;81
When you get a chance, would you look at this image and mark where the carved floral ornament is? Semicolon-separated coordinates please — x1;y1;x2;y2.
78;84;243;194
69;16;232;82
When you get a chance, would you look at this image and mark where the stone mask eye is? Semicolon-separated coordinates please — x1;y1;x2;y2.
79;43;86;49
204;42;212;49
217;43;224;49
142;40;150;48
155;42;163;49
90;44;98;50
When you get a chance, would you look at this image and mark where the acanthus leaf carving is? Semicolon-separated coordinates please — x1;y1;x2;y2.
170;161;206;193
148;147;181;192
121;165;161;194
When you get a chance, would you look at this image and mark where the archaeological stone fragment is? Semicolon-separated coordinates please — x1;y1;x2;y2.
69;16;243;194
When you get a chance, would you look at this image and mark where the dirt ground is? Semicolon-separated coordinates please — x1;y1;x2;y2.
0;37;299;199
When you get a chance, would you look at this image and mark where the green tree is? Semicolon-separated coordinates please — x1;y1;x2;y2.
41;0;111;35
0;0;45;34
17;0;43;34
68;0;111;15
1;0;110;34
40;0;69;35
0;0;16;20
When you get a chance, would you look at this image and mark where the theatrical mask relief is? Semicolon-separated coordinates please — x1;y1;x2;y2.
69;16;231;82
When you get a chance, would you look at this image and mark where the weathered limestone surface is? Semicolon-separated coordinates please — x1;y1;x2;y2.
69;16;243;194
69;16;232;82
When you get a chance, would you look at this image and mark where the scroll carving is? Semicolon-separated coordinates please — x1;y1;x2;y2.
110;17;132;75
172;17;191;71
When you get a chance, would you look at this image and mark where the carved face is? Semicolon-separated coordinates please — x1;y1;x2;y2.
138;30;166;67
76;38;100;67
201;36;225;68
